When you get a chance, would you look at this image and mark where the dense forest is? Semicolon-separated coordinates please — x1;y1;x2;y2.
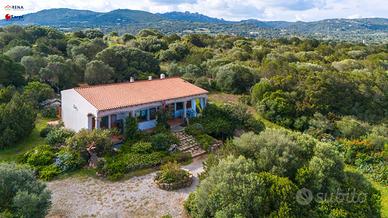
0;25;387;217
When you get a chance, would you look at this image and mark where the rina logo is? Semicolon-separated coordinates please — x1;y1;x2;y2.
5;14;24;21
4;5;24;10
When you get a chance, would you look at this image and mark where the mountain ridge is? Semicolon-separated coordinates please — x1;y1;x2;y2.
1;8;387;42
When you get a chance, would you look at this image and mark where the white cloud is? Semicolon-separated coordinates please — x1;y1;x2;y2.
1;0;387;21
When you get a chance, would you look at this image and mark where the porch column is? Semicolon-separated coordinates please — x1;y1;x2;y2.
95;117;101;129
108;115;112;129
183;101;187;118
147;108;150;121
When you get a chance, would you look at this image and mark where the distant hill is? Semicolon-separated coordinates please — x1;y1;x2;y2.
1;8;387;42
159;11;227;23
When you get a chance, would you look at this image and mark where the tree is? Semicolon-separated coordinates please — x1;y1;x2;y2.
84;29;104;39
4;46;32;62
0;93;35;148
0;86;16;104
84;60;114;85
23;81;55;105
0;55;25;87
250;78;272;105
69;38;107;60
233;129;312;179
215;63;256;94
20;55;47;80
186;156;302;218
0;163;51;218
257;90;296;127
39;60;77;92
96;46;160;81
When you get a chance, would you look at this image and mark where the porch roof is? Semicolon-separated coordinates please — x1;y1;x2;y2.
74;77;208;111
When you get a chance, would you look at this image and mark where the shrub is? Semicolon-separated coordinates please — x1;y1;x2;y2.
157;162;186;183
123;116;139;140
39;126;53;137
66;129;113;158
0;163;51;218
22;145;56;167
39;164;61;181
244;117;265;133
185;123;205;136
130;141;154;154
335;116;369;139
97;151;167;180
196;134;214;151
155;161;191;184
150;133;179;151
55;147;86;172
155;111;170;132
41;107;57;118
46;128;75;147
0;93;36;148
162;151;192;164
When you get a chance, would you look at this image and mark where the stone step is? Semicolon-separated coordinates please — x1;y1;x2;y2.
173;130;207;158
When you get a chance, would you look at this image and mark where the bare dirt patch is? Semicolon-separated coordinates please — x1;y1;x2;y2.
47;157;205;218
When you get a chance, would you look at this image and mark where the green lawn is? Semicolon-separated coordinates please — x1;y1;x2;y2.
0;116;52;162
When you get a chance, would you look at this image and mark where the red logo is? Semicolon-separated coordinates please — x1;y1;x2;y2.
5;14;12;20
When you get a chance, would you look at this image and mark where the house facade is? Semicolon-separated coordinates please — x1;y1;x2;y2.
61;76;208;132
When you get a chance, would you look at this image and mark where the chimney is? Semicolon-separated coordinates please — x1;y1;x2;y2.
130;77;134;83
160;73;165;79
148;76;153;81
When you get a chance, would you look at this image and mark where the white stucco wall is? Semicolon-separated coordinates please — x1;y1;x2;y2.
61;89;98;132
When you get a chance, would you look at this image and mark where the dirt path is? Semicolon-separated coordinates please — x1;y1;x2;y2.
47;156;205;218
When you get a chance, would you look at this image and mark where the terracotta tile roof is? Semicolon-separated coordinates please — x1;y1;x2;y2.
74;78;208;111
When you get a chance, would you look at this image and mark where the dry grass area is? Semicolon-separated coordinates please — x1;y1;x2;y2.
47;157;205;218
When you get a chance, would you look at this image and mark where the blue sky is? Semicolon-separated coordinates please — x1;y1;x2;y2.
2;0;387;21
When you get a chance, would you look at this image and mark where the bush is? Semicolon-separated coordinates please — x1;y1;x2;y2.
244;117;265;133
162;151;192;164
66;129;113;158
0;163;51;218
39;164;61;181
185;123;205;136
97;151;167;180
46;128;75;147
150;133;179;151
0;93;36;148
123;116;139;140
130;141;154;154
55;147;86;172
196;134;214;151
155;161;190;184
40;126;53;137
335;116;369;139
22;145;56;167
41;107;57;118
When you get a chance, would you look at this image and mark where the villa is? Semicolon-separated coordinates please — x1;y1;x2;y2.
61;75;208;132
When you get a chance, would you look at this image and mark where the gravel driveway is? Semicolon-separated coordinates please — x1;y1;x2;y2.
47;156;205;218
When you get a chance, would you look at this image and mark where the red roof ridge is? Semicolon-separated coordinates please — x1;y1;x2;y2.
74;77;184;90
72;76;208;111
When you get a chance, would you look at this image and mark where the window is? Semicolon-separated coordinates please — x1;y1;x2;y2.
150;108;157;120
135;109;148;122
176;102;184;110
187;100;192;109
